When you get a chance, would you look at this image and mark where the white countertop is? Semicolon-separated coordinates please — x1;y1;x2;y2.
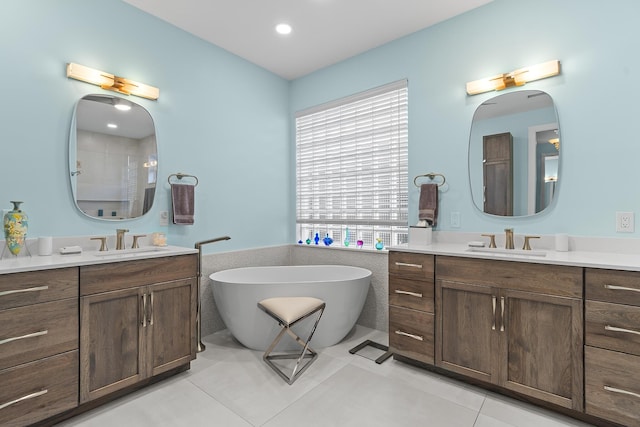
390;242;640;272
0;245;198;275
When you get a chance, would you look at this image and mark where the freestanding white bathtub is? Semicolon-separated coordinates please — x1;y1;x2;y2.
210;265;372;351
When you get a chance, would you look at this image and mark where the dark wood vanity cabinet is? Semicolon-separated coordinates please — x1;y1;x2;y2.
0;268;79;427
79;255;197;403
585;268;640;427
388;251;435;365
435;256;584;411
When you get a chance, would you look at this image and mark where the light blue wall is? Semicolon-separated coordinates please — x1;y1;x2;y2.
291;0;640;238
0;1;291;252
3;0;640;256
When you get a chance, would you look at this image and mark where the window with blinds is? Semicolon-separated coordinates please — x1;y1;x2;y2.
296;80;408;249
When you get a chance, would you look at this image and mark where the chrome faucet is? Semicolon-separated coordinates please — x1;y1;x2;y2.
116;228;129;250
504;228;514;249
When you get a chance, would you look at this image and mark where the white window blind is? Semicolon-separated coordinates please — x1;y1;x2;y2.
296;80;408;249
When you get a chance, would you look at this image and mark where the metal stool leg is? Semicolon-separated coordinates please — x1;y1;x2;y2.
262;303;325;384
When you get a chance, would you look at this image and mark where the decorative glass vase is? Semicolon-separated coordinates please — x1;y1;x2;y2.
4;201;28;256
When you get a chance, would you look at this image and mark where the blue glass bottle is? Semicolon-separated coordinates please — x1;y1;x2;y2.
323;233;333;246
314;233;320;245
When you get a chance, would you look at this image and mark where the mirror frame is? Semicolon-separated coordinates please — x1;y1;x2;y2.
69;94;158;221
468;90;560;218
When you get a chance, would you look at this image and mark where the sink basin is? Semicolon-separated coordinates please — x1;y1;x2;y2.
465;247;547;257
93;247;169;257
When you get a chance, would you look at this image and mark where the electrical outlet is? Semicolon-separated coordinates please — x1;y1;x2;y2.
450;211;461;228
616;211;634;233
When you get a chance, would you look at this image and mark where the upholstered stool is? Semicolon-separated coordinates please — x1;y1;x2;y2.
258;296;326;384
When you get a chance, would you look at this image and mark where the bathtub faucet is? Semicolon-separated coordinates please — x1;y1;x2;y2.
194;236;231;352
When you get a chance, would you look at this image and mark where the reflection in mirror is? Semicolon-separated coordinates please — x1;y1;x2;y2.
468;90;560;217
69;94;157;220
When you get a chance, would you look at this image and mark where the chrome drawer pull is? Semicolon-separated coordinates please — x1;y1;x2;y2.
0;330;48;346
394;262;423;269
0;389;48;411
604;385;640;400
0;285;48;297
394;290;423;298
605;325;640;337
394;330;424;341
604;284;640;293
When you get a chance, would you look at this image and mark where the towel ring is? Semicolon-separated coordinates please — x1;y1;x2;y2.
414;173;445;188
168;172;199;187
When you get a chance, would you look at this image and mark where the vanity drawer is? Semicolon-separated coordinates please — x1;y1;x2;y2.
389;276;433;312
389;251;434;282
0;350;78;427
436;256;582;298
585;346;640;427
389;305;434;365
586;300;640;356
0;298;78;371
0;268;78;310
80;254;197;295
586;268;640;307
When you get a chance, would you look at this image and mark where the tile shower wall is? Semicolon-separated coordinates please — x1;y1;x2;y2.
200;246;388;337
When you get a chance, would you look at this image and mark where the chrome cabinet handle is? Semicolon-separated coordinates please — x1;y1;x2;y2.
605;325;640;337
0;285;48;297
394;330;424;341
141;294;147;327
0;389;48;411
0;330;48;346
394;290;423;298
500;297;505;332
394;262;423;269
604;284;640;293
148;292;154;326
491;296;497;331
604;385;640;399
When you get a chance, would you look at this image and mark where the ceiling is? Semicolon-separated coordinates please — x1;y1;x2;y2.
123;0;493;80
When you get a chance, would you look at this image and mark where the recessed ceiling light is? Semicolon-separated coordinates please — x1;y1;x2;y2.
275;23;292;35
107;123;118;129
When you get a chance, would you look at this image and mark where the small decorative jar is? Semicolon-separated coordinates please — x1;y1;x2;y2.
4;201;29;256
323;233;333;246
375;238;384;250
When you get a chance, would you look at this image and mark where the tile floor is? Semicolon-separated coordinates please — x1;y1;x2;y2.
59;326;593;427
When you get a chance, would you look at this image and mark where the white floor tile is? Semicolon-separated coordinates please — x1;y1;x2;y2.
263;364;479;427
55;327;596;427
58;376;251;427
479;393;595;427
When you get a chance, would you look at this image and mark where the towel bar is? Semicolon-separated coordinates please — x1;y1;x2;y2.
413;172;445;187
168;172;199;186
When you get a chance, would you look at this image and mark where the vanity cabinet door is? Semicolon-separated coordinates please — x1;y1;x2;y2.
500;289;583;411
435;256;583;412
80;287;146;403
146;278;196;377
436;280;498;383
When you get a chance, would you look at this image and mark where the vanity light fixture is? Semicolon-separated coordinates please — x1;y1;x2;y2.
466;60;560;96
66;63;160;100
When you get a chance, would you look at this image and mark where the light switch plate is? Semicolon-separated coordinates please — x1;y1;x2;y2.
159;211;169;226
